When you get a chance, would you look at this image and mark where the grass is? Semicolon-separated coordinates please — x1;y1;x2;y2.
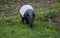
0;0;6;5
57;0;60;3
49;3;60;9
0;13;60;38
0;0;60;38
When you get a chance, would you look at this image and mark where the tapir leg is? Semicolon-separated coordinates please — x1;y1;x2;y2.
21;17;25;24
25;19;29;24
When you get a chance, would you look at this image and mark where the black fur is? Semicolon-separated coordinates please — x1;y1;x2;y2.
21;9;35;28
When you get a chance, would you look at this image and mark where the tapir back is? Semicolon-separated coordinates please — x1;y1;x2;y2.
20;5;34;17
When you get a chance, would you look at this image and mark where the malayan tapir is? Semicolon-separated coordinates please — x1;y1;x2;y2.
20;5;35;28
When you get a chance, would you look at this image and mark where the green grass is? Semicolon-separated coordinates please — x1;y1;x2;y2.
49;3;60;9
0;13;60;38
0;0;6;5
0;0;60;37
57;0;60;3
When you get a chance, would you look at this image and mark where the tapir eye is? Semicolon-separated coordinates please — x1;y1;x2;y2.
27;14;30;16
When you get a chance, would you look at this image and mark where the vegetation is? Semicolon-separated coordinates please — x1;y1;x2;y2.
57;0;60;3
49;3;60;9
0;0;6;5
0;0;60;38
0;14;60;38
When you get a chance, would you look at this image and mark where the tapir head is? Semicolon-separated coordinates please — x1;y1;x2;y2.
26;9;35;28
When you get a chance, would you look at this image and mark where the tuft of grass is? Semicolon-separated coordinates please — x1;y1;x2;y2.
57;0;60;3
49;3;60;9
0;0;6;5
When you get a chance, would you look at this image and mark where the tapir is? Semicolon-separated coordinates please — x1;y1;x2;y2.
20;5;35;28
